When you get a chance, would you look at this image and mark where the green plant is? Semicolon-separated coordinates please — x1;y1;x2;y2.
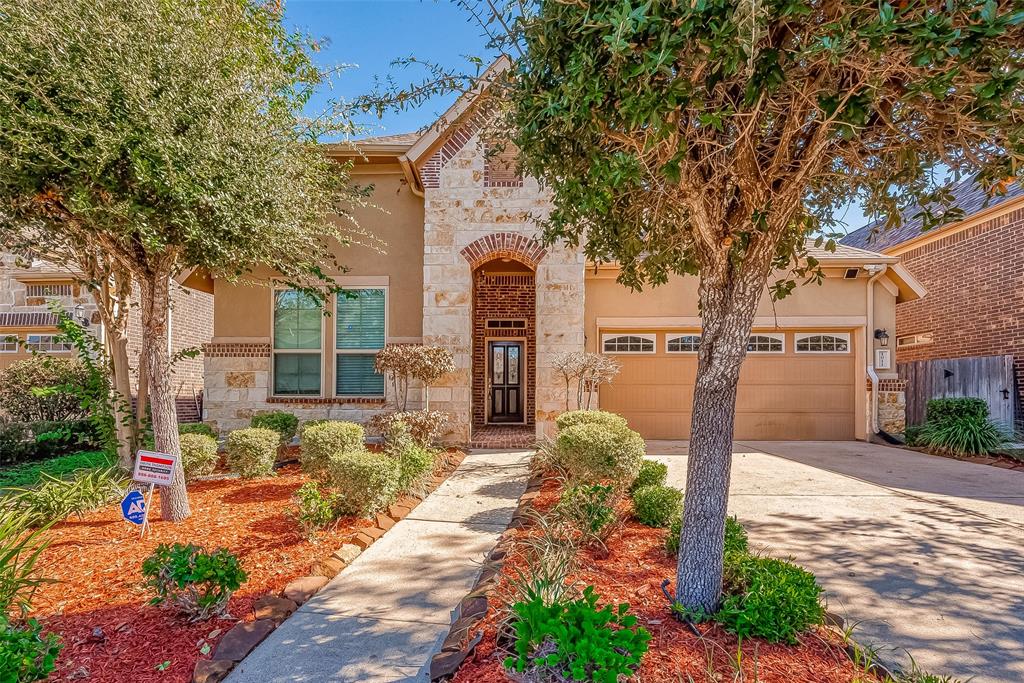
6;467;128;526
631;484;683;528
0;509;52;615
142;543;247;621
500;510;580;625
630;459;668;493
554;423;645;487
290;482;340;539
914;414;1009;456
504;586;651;682
0;451;110;489
713;555;824;644
555;483;617;543
328;448;400;517
0;420;102;466
179;434;219;482
666;515;747;557
555;410;628;432
299;421;365;480
0;616;62;681
926;398;989;423
178;423;217;439
0;357;90;423
225;428;279;479
250;411;299;443
371;410;451;447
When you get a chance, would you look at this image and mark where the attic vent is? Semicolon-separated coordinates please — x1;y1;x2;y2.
26;283;72;297
843;268;860;279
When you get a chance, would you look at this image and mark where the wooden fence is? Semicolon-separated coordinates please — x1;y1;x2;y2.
898;354;1017;427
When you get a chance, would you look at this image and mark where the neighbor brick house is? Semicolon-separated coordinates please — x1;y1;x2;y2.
843;175;1024;428
198;68;924;447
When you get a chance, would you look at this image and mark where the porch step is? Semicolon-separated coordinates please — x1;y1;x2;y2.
469;425;535;450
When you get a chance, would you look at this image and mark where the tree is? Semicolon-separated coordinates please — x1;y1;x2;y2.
363;0;1023;611
0;0;372;520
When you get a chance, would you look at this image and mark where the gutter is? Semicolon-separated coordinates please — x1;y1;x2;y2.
864;264;888;436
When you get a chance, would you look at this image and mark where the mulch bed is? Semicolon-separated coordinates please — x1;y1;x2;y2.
29;451;463;683
452;479;877;683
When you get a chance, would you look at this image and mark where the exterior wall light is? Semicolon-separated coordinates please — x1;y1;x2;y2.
874;328;889;347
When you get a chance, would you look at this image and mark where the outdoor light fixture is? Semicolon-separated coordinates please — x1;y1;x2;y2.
73;303;90;327
874;328;889;347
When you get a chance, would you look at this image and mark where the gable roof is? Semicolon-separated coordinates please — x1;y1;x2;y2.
842;174;1024;252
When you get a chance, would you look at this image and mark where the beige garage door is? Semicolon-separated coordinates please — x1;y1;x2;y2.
599;330;856;440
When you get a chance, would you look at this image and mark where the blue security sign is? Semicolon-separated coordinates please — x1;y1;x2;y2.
121;490;147;525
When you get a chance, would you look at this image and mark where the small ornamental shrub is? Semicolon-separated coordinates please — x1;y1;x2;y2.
714;555;824;644
371;410;451;446
299;421;365;479
555;409;628;432
250;411;299;443
554;423;645;486
630;459;668;492
0;616;62;682
328;449;400;518
504;586;651;681
225;428;279;478
907;397;1011;456
0;357;91;423
142;543;247;621
631;484;683;528
178;422;217;439
0;420;102;466
397;444;436;493
179;434;219;481
926;397;989;423
298;419;330;439
666;515;748;557
555;483;617;543
290;482;340;539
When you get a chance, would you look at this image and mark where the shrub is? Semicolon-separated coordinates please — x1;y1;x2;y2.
666;515;748;557
225;428;279;478
371;410;450;446
7;467;128;527
0;357;90;423
0;420;102;466
328;449;400;517
299;421;365;479
554;422;645;486
0;616;62;682
290;482;340;539
397;444;437;493
504;586;650;681
926;397;989;423
178;422;217;439
555;409;628;432
142;543;247;621
179;434;219;481
630;459;668;492
251;411;299;443
0;509;52;615
631;484;683;528
0;451;110;489
714;555;824;644
298;419;329;439
914;414;1009;456
555;483;617;543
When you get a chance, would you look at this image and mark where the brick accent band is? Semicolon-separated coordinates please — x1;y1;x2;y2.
266;396;386;406
867;378;907;392
460;232;547;270
204;343;271;358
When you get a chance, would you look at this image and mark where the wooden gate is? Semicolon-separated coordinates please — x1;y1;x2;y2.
898;354;1017;427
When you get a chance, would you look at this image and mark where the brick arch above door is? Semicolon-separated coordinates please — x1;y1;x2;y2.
460;232;547;270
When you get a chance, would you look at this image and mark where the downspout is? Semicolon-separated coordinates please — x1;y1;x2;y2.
865;264;888;436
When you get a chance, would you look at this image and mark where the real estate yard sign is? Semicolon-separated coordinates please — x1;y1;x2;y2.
131;450;180;536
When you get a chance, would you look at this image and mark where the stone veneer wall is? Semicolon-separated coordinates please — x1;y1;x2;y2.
422;131;585;443
872;378;907;435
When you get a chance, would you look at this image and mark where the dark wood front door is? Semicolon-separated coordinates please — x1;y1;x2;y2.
488;341;524;423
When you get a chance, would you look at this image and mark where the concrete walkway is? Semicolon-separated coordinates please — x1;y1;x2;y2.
226;450;531;683
649;440;1024;683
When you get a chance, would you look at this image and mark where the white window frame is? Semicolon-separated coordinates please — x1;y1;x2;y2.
0;335;19;353
270;287;326;398
665;333;701;354
794;332;851;354
601;333;656;355
897;332;934;349
334;286;388;398
746;333;785;354
25;334;72;353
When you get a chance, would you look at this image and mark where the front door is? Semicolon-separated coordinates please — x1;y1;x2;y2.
488;341;524;423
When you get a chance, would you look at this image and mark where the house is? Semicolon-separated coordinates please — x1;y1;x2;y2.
200;76;924;447
843;175;1024;428
0;253;214;421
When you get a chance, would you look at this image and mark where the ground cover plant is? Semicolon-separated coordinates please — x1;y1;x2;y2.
142;544;247;621
0;451;110;489
906;398;1012;457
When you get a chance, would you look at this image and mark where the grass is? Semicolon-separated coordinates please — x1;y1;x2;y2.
0;451;112;489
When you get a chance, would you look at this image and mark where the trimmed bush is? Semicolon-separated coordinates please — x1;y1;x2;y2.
299;421;365;479
631;484;683;528
225;428;279;478
554;422;645;486
0;616;62;682
0;357;91;423
630;459;668;492
251;411;299;443
555;410;628;432
926;397;989;423
715;555;824;644
666;515;748;557
178;422;217;439
298;419;329;438
179;434;219;481
328;449;400;517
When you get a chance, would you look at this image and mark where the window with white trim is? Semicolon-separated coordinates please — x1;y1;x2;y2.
746;334;784;353
335;288;386;397
602;334;655;354
666;334;701;353
25;334;72;353
0;336;18;353
272;289;322;396
897;332;933;349
795;333;850;353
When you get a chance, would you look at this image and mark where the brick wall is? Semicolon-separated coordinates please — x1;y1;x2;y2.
896;205;1024;425
471;270;536;428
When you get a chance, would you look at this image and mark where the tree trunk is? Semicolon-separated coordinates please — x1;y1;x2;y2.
140;276;191;522
108;333;135;468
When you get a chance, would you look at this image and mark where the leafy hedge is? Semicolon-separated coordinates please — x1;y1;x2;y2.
554;422;645;486
0;357;91;423
0;420;103;466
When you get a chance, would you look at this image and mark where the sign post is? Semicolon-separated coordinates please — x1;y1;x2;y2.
128;450;180;537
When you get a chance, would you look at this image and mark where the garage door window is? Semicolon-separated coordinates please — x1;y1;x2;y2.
602;334;655;354
747;334;784;353
795;333;850;353
666;334;701;353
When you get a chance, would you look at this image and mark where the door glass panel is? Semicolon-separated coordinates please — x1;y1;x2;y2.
492;346;504;384
508;346;520;385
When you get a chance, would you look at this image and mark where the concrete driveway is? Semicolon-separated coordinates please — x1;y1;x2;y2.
648;440;1024;683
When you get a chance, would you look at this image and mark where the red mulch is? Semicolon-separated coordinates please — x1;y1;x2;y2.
452;479;876;683
29;454;461;683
